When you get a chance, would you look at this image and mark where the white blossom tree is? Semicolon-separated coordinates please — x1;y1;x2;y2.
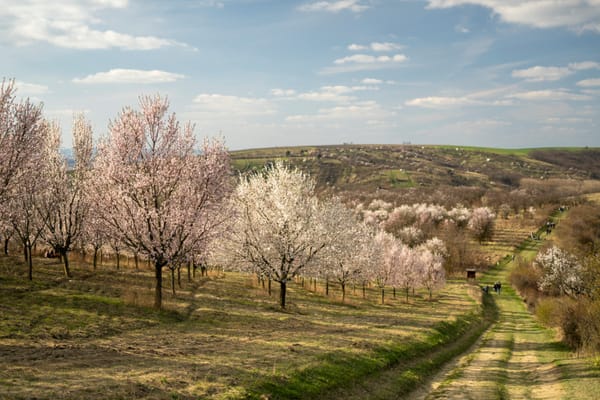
536;246;584;298
38;115;93;278
93;95;231;309
0;79;44;204
221;162;329;308
395;245;420;303
419;238;447;300
317;200;371;302
3;122;48;280
371;230;402;304
468;206;495;243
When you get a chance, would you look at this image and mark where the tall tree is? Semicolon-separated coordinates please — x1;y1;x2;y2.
317;200;370;302
39;115;93;278
0;78;44;204
468;207;495;243
4;121;49;280
221;162;329;309
93;95;231;309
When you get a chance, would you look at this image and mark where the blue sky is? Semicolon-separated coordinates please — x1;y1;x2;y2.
2;0;600;150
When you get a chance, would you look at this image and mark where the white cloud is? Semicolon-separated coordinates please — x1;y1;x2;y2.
334;54;407;64
192;94;275;116
296;85;377;102
73;69;185;84
271;88;297;97
348;44;368;51
405;96;479;108
455;24;470;33
0;0;187;50
407;85;593;108
361;78;383;84
15;80;49;95
348;42;403;52
576;78;600;87
286;100;393;122
511;66;571;82
298;0;370;13
568;61;600;70
426;0;600;33
508;89;591;101
512;61;600;82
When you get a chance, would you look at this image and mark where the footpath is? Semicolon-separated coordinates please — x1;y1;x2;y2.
414;214;568;399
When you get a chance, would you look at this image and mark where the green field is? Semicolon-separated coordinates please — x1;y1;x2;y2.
0;254;485;399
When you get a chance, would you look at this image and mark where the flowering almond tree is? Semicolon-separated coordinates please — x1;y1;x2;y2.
317;199;370;302
372;230;402;304
38;116;93;278
93;95;231;309
222;162;328;309
3;124;48;280
0;79;44;204
536;246;584;298
419;238;447;300
468;207;495;243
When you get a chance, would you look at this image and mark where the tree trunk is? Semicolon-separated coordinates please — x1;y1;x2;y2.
192;262;196;278
4;237;9;255
381;287;385;305
154;262;163;309
187;261;191;282
268;278;272;296
325;278;329;296
171;268;176;296
406;287;409;303
27;244;33;281
313;278;317;292
393;287;396;299
116;251;120;270
23;244;28;262
429;288;433;300
362;282;366;299
279;280;287;309
342;282;346;302
62;249;71;278
177;266;182;288
134;252;139;270
93;247;98;270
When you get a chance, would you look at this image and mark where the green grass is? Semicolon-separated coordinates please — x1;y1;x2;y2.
0;254;481;400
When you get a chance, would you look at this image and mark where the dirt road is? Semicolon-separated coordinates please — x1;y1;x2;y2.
411;261;565;400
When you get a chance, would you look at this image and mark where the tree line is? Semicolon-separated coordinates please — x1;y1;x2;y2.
0;79;496;310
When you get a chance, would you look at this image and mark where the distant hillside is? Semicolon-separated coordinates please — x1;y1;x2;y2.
230;145;599;193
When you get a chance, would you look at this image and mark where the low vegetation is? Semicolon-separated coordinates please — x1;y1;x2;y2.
0;253;483;399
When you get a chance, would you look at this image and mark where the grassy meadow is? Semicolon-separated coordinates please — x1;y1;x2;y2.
0;252;485;400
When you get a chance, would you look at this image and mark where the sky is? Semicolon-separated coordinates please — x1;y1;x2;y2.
2;0;600;150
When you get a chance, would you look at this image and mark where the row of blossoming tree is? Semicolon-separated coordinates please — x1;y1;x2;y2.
1;79;495;309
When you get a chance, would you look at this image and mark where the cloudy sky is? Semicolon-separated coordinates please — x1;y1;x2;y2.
3;0;600;149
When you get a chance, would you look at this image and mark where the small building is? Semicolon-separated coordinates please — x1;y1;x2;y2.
466;269;477;280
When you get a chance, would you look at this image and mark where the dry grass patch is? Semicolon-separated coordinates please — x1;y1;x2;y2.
0;255;481;399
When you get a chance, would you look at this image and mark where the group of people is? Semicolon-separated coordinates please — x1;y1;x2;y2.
481;281;502;294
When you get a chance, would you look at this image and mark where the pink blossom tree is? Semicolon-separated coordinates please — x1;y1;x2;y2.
468;207;496;243
0;79;44;204
38;115;93;278
221;162;329;309
371;230;402;304
3;120;49;279
93;95;231;309
419;238;447;300
317;200;371;302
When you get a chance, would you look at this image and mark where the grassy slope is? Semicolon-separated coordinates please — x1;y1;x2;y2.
0;254;482;400
229;145;599;193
